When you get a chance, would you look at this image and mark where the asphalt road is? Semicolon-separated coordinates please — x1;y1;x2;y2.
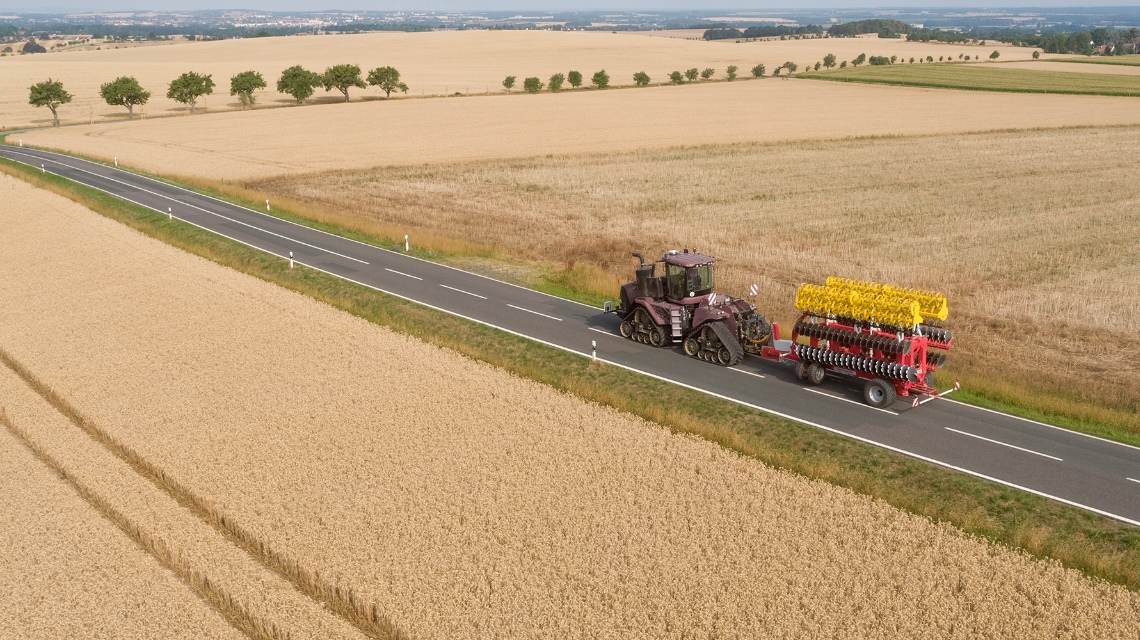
4;144;1138;525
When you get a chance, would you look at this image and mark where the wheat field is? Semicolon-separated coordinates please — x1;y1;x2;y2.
252;125;1140;419
3;169;1140;638
2;29;1035;129
0;422;245;639
22;77;1140;182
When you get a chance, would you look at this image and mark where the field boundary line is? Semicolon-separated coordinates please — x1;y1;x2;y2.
0;346;406;640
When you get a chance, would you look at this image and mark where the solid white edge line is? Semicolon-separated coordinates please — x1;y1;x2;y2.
1127;478;1140;484
506;304;562;321
941;397;1140;452
385;268;423;281
588;327;618;336
2;148;369;265
440;284;487;299
1;146;603;309
804;387;898;415
728;367;766;380
945;427;1064;462
7;146;1140;528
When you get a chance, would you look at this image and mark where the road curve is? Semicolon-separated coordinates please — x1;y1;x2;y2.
3;144;1138;524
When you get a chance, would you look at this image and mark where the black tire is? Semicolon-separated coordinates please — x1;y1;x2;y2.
619;319;634;338
863;378;897;408
794;361;808;380
806;362;826;385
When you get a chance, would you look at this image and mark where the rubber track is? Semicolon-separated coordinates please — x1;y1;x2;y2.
710;321;744;366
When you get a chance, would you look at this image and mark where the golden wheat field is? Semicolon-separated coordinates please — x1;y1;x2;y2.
0;29;1033;129
22;77;1140;182
3;171;1140;639
0;426;244;639
250;125;1140;419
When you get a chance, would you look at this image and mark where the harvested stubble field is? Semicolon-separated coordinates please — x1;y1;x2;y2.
22;78;1140;182
0;29;1030;129
253;125;1140;428
4;165;1140;638
802;62;1140;96
0;422;244;639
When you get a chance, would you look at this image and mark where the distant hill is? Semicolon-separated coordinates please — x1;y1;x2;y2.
827;19;910;38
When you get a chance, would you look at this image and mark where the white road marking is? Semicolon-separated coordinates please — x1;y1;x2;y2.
804;387;897;415
8;146;1139;528
7;148;369;265
385;268;422;281
729;367;766;380
440;284;486;299
589;327;618;336
942;397;1140;452
1127;478;1140;484
507;304;562;321
945;427;1063;461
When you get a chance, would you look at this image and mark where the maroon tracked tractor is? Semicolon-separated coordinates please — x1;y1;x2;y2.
609;251;771;366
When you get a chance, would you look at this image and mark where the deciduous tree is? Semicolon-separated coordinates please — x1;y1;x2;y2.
669;70;684;84
28;78;72;126
167;71;215;114
321;64;365;103
367;66;409;98
277;65;320;104
591;69;609;88
684;67;699;81
502;75;516;92
229;70;266;109
523;76;543;93
989;50;1000;60
700;67;715;80
632;71;650;86
549;72;565;91
823;53;837;68
567;70;583;87
99;76;150;118
725;64;738;81
751;63;765;77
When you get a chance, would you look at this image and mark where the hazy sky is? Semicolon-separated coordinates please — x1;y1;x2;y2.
8;1;1137;14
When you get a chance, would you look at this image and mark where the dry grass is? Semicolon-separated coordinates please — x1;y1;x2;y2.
0;421;245;639
3;166;1140;638
0;29;1033;129
21;78;1140;182
249;125;1140;423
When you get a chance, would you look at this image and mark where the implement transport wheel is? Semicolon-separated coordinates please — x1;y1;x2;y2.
794;361;808;380
864;378;897;408
683;337;700;357
806;363;826;385
619;319;634;338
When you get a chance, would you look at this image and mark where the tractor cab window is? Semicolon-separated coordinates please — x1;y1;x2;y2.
666;262;713;299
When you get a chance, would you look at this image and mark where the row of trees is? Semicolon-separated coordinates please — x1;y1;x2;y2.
27;65;410;125
503;69;608;92
502;62;821;93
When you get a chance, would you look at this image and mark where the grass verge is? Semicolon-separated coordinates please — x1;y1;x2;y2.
801;63;1140;96
3;156;1138;592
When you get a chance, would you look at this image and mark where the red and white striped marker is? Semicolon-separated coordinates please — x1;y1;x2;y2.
750;283;759;296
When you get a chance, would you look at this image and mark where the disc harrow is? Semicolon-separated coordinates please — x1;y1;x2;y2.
794;344;920;382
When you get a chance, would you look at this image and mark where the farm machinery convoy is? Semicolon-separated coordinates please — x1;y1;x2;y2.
610;250;954;408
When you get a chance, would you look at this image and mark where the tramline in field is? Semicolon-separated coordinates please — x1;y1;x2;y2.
609;252;954;408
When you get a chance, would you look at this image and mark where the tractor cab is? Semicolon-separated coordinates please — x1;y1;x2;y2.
662;250;715;302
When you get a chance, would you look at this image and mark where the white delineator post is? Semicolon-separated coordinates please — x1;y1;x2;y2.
266;199;270;212
114;157;118;167
41;164;45;173
18;139;23;147
168;207;172;221
592;340;597;361
404;235;409;252
289;251;294;269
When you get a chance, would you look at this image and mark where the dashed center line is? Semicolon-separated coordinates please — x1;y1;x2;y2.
803;387;897;415
589;327;617;336
1127;477;1140;484
945;427;1063;461
729;367;766;379
506;304;562;321
440;284;487;299
385;268;423;281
